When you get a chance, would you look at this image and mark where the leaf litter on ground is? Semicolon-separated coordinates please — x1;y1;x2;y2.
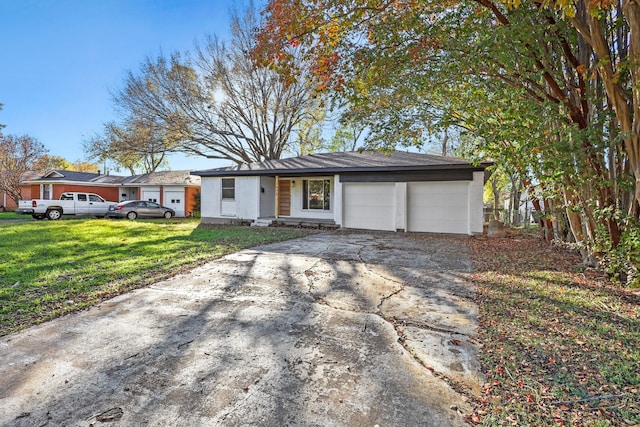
469;233;640;426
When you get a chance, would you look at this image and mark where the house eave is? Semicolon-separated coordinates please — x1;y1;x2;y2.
192;162;491;178
21;180;122;187
118;182;200;187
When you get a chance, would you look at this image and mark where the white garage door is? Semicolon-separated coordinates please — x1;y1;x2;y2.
164;190;185;217
407;182;469;234
343;183;395;231
142;190;160;204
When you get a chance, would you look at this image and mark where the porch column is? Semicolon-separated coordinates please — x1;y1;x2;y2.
275;175;279;218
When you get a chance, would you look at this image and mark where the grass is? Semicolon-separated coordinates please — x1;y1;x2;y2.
0;211;28;220
470;235;640;426
0;218;312;336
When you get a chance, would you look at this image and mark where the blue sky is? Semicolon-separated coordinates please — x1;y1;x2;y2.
0;0;252;173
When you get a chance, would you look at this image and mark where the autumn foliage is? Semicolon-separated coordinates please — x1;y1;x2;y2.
257;0;640;285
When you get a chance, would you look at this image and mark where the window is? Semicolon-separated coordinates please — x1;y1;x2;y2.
77;194;87;202
42;184;52;200
60;193;74;201
222;178;235;199
303;179;330;210
89;194;104;202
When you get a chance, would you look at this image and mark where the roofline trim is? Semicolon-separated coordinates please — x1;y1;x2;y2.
191;162;491;177
22;180;122;186
118;183;200;187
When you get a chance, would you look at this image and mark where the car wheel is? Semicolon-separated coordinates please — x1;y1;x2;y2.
163;211;173;219
126;211;137;220
47;209;62;220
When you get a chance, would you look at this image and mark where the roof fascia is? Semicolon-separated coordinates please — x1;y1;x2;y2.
21;180;121;187
42;170;65;178
192;162;490;177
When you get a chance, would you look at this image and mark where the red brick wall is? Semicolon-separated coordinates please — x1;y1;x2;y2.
51;185;120;202
21;185;32;201
2;185;33;211
2;191;16;211
185;186;200;217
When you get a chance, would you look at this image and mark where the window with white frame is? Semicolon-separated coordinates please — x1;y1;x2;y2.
222;178;235;199
42;184;52;200
303;179;330;210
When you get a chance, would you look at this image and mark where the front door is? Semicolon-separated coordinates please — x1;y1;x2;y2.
278;179;291;216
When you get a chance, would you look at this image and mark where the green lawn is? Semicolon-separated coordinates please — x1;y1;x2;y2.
0;219;312;335
0;211;28;220
470;235;640;426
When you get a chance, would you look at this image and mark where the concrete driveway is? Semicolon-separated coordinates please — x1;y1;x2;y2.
0;232;482;426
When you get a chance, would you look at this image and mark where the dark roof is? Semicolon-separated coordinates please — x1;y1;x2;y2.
192;151;489;177
20;170;43;182
120;170;200;185
33;170;124;184
24;169;201;186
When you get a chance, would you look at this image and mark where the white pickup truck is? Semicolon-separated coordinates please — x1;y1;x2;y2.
17;192;117;220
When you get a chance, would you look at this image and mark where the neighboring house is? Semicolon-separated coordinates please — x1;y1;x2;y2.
22;170;124;202
21;170;201;217
192;151;490;235
1;171;41;211
118;170;201;217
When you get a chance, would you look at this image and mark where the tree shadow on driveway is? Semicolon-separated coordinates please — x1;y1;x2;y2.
0;232;480;426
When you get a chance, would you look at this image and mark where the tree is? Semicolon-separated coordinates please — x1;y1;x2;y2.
84;117;169;174
111;4;325;165
554;0;640;210
0;102;5;137
31;155;99;174
256;0;640;282
0;134;47;205
327;119;364;152
290;104;327;155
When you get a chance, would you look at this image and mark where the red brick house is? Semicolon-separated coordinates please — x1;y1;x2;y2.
19;170;201;217
1;171;41;211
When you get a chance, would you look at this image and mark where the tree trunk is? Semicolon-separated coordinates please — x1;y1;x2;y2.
492;179;501;221
511;174;522;226
524;180;554;242
441;129;449;157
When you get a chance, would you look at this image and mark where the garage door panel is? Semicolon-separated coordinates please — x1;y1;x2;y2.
408;182;469;234
142;191;160;204
164;190;185;217
343;183;395;231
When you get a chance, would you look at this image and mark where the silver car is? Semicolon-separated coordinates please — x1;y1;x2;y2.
107;200;175;220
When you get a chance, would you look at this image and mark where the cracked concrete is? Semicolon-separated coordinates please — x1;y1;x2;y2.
0;232;482;426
